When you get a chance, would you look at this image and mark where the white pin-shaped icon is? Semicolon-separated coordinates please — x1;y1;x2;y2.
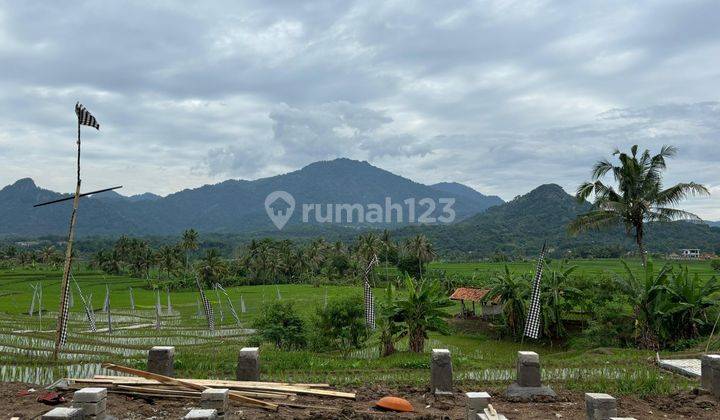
265;190;295;230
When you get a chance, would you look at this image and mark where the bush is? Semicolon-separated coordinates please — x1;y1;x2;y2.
251;301;306;350
310;295;368;352
711;259;720;272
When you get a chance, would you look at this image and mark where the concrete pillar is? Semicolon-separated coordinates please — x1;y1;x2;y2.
201;388;229;415
585;393;617;420
701;354;720;391
466;392;491;420
236;347;260;381
517;351;541;387
73;387;108;418
430;348;453;394
148;346;175;377
183;409;218;420
41;408;84;420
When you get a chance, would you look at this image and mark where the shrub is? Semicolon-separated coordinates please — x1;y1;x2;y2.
251;301;306;350
311;295;368;352
711;259;720;272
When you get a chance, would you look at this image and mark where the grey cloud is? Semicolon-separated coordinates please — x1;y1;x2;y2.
0;1;719;217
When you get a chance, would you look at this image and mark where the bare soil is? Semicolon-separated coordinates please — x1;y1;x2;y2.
3;382;718;419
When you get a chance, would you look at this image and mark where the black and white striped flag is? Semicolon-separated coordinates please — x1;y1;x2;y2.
363;255;380;330
75;102;100;130
196;277;214;331
523;242;547;340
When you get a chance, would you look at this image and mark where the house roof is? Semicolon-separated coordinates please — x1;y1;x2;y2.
450;287;501;304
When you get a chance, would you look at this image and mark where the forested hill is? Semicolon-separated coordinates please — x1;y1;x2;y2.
0;159;502;237
396;184;720;258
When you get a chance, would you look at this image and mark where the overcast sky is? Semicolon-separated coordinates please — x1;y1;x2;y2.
1;1;718;218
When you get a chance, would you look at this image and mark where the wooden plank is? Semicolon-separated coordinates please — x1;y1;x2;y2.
115;385;291;400
101;363;278;411
92;375;329;388
83;374;355;399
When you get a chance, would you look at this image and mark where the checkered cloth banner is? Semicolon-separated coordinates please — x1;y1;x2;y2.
85;293;96;333
196;277;214;331
56;278;71;346
75;102;100;130
523;242;547;340
363;255;380;330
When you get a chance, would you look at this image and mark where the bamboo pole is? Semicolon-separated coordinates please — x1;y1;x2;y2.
53;121;82;359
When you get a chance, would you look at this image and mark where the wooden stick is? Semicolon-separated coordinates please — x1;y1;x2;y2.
101;363;277;410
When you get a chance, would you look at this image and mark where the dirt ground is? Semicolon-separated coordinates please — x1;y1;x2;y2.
3;382;718;419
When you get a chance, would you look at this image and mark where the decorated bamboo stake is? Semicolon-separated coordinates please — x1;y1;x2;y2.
29;284;37;316
240;295;246;313
166;287;172;314
106;293;113;333
129;287;135;311
53;119;82;359
217;284;240;325
73;276;96;332
276;285;282;300
103;284;110;313
214;283;224;324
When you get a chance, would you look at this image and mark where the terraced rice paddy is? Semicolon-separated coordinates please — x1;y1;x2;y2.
0;263;710;396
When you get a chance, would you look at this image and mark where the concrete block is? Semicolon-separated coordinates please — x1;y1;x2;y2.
148;345;175;377
517;351;541;387
466;392;491;420
183;408;218;419
73;398;107;415
701;354;720;391
236;347;260;381
609;418;637;420
74;400;106;415
42;407;84;420
73;387;108;402
585;393;617;420
430;349;453;394
201;388;229;413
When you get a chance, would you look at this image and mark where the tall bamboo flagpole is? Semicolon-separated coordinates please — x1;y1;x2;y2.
53;120;82;359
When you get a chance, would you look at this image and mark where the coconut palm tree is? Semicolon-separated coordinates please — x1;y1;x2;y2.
196;248;227;287
569;145;709;265
404;234;436;278
393;276;452;353
181;228;200;268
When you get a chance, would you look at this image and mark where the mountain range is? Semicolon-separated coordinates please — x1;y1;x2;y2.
1;158;718;257
0;159;503;237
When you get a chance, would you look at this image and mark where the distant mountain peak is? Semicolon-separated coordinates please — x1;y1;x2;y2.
12;178;37;189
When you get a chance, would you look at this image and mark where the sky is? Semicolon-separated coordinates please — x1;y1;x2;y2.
1;0;719;219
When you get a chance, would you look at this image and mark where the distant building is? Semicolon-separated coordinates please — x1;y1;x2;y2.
680;249;701;259
449;287;503;318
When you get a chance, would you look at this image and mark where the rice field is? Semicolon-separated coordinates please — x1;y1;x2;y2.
0;263;708;396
